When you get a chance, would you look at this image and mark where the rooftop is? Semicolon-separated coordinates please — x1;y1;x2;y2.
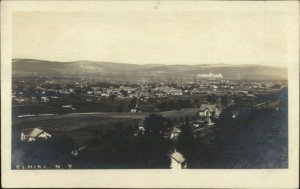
21;128;44;138
170;151;185;163
200;104;217;112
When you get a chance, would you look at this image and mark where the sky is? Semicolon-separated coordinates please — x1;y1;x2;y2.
13;11;288;67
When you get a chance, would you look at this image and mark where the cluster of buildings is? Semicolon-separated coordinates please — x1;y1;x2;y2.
136;102;223;141
168;103;223;169
12;78;286;105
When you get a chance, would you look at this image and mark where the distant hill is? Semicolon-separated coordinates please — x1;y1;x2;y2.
12;59;287;80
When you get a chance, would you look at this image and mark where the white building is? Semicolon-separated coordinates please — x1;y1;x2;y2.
130;109;137;113
20;128;52;142
170;150;187;169
197;73;223;79
199;104;221;118
40;97;49;102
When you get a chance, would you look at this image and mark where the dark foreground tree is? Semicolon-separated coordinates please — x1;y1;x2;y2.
144;113;168;136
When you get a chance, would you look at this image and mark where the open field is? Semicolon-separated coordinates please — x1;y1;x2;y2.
12;94;208;116
12;108;200;139
12;96;133;115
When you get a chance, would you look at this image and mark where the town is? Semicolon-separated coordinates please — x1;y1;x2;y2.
12;74;288;169
12;75;285;114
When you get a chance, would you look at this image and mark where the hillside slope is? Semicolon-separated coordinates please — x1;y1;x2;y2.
12;59;287;80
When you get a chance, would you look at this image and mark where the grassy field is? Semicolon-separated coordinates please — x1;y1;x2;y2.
12;108;199;142
12;94;208;116
13;114;141;131
13;108;200;128
13;96;132;116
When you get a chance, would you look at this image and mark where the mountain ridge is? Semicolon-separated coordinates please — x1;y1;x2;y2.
12;59;287;80
12;58;285;68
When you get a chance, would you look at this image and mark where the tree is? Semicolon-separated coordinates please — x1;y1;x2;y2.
221;95;229;107
177;121;193;160
144;113;167;136
179;117;184;123
110;94;117;101
193;99;199;105
117;103;123;112
128;97;138;109
184;116;190;124
180;123;192;136
120;90;128;97
272;84;281;89
207;94;217;103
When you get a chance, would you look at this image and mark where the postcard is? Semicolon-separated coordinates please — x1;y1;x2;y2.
1;1;299;188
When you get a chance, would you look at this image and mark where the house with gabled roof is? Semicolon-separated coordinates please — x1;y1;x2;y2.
199;104;221;118
20;128;52;142
170;150;187;169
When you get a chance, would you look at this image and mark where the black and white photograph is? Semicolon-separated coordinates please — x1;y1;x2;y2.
1;1;299;188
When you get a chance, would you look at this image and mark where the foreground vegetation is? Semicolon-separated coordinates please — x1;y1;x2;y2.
12;86;288;169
